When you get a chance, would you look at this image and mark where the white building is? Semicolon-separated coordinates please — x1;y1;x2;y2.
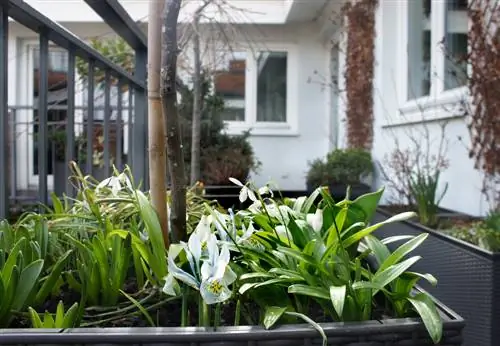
7;0;485;216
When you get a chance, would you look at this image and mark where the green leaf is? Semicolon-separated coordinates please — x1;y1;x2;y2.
351;188;385;222
343;212;417;248
263;306;287;329
55;300;65;326
363;235;390;267
371;256;421;295
408;293;443;344
285;312;327;346
329;285;346;317
35;250;72;305
136;190;167;279
377;234;428;273
288;284;329;300
28;307;43;328
62;302;80;328
11;259;44;311
120;289;155;327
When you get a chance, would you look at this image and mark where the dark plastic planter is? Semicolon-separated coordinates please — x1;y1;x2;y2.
0;295;463;346
375;208;499;346
306;183;371;201
203;185;243;209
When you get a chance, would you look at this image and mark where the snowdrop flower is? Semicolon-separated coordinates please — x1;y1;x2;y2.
228;177;257;203
306;208;323;233
162;223;237;304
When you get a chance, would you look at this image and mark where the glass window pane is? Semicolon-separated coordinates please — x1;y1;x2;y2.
407;0;432;100
214;51;246;122
444;0;468;90
256;52;287;122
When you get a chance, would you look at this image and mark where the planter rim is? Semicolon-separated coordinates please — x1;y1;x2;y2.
0;287;464;344
377;207;500;259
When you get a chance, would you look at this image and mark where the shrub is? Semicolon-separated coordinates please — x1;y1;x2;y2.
306;148;373;187
178;73;258;185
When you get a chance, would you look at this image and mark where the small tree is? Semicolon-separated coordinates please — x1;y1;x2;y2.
162;0;187;243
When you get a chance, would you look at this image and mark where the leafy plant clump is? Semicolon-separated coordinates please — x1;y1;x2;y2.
444;210;500;252
0;167;443;344
307;148;373;188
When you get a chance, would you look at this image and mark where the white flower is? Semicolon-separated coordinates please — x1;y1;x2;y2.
162;220;236;305
228;177;257;203
306;208;323;233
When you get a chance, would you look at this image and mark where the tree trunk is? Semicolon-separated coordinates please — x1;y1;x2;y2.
148;0;169;248
190;15;202;185
161;0;187;243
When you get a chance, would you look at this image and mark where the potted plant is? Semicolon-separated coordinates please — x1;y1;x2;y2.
375;166;498;346
200;132;260;208
0;169;464;345
306;148;373;200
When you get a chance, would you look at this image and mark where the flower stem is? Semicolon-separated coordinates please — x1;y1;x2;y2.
199;297;210;327
181;291;188;327
234;299;241;326
213;303;221;328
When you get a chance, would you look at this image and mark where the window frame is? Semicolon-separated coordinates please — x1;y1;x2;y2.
221;44;298;136
397;0;469;121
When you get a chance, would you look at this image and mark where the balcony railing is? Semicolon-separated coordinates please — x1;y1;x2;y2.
0;0;149;218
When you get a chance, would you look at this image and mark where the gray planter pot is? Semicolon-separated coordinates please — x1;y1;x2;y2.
0;296;464;345
53;161;68;197
375;208;499;346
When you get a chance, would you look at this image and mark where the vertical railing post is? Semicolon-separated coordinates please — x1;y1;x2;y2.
65;47;76;197
86;60;95;176
116;80;123;170
133;49;147;189
103;70;111;175
38;32;49;207
0;3;9;218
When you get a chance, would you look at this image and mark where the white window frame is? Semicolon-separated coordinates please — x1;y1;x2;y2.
397;0;469;122
222;43;299;136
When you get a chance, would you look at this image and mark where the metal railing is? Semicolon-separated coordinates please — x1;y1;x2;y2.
0;0;149;217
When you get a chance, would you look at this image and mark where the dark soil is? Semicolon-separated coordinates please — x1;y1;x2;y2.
9;275;394;329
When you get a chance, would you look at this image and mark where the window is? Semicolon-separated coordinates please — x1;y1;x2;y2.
256;52;287;122
405;0;469;102
213;49;289;126
214;51;246;122
444;0;468;89
33;49;69;72
407;0;432;99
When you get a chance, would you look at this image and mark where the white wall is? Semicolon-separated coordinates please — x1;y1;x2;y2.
8;20;332;192
342;0;489;216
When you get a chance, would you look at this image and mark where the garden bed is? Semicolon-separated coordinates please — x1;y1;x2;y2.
375;208;500;346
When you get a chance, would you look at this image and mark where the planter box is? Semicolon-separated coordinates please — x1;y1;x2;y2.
203;185;243;209
0;298;463;346
375;208;499;346
307;183;371;201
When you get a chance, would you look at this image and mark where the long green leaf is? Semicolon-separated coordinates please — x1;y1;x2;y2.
35;250;72;305
377;234;428;273
329;285;346;318
285;312;327;346
263;306;287;329
136;191;167;280
371;256;421;295
288;284;329;300
408;293;442;344
343;212;417;248
11;259;44;311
